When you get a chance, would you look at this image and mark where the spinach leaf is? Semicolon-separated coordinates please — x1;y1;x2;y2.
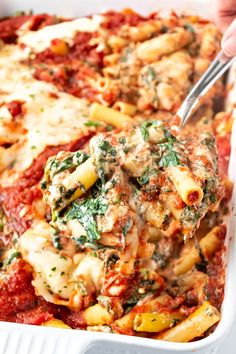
137;167;158;185
50;151;89;176
5;251;21;266
140;120;162;141
184;23;195;33
84;120;101;127
64;196;108;246
52;235;62;250
159;147;180;167
98;140;117;157
122;218;133;236
140;123;149;141
181;205;201;226
145;66;157;85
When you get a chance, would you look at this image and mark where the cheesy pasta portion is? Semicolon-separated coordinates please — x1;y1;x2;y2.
0;8;233;342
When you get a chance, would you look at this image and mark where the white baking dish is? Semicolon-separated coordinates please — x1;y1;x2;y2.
0;1;235;354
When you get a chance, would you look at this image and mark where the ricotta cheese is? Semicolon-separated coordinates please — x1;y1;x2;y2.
18;15;103;53
0;45;91;185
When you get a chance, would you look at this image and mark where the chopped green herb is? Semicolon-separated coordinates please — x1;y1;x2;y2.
41;180;47;190
84;120;101;127
59;255;67;260
98;140;116;157
140;122;150;141
97;295;112;313
140;120;162;141
119;137;126;145
184;23;195;33
106;125;114;132
181;206;201;226
209;194;216;203
65;196;108;247
145;66;156;85
5;251;21;266
120;47;132;63
159;148;180;167
52;229;62;250
51;267;56;271
49;151;89;177
202;135;216;151
122;218;133;236
137;167;157;185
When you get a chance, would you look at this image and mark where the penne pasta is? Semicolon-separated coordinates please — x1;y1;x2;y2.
136;28;193;62
168;166;203;206
90;103;133;128
61;156;98;204
113;101;137;116
103;53;120;66
113;295;170;331
95;77;113;92
83;304;113;326
156;301;220;342
174;226;221;275
164;195;183;221
134;312;184;332
126;22;161;42
113;312;135;331
42;319;71;329
107;35;128;52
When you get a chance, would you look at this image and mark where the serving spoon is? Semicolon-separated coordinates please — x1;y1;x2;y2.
177;50;236;125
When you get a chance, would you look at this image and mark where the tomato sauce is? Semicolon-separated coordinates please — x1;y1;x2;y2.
0;260;55;324
0;134;92;235
0;14;59;43
217;135;231;176
29;32;104;102
101;10;146;32
188;191;199;204
6;100;23;118
206;225;226;310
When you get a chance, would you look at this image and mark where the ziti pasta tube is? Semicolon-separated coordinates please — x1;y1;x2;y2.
90;103;133;128
174;226;221;275
134;312;184;332
157;301;220;342
168;166;203;206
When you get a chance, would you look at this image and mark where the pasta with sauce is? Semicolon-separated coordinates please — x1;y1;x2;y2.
0;8;233;343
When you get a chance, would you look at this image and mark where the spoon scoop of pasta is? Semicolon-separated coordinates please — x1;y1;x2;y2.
177;50;236;125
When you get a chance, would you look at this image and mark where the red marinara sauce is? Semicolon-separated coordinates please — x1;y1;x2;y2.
0;14;59;43
0;260;55;324
0;134;92;235
101;10;146;32
31;32;104;102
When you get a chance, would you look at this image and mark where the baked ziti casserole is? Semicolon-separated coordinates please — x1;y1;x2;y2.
0;9;233;342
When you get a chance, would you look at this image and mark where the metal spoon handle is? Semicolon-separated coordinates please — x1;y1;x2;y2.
177;50;236;125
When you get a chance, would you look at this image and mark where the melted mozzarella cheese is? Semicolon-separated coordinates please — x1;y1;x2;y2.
19;222;74;301
0;45;91;185
19;221;104;305
18;15;103;53
73;254;104;292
